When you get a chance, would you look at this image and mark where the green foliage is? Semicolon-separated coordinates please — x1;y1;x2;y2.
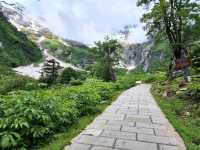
115;68;128;76
138;0;200;79
68;47;95;68
0;91;79;149
69;80;83;86
0;13;42;67
58;67;87;84
41;39;61;52
0;66;39;95
40;59;62;85
39;92;121;150
41;38;94;68
191;43;200;73
85;79;115;101
187;82;200;101
0;79;118;149
91;37;122;81
89;63;111;81
152;81;200;150
115;73;137;90
115;71;165;90
138;0;200;45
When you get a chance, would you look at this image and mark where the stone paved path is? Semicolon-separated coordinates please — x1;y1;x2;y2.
65;84;186;150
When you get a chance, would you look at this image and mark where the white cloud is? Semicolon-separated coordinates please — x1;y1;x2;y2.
12;0;147;44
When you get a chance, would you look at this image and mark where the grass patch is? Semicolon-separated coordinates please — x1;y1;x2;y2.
38;91;121;150
151;85;200;150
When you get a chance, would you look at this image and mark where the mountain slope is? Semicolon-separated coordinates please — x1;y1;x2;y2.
0;12;42;67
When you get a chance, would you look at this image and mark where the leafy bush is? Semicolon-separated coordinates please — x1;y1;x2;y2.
41;39;61;52
85;79;115;101
115;74;137;90
58;67;77;84
0;77;39;94
58;67;87;84
144;72;165;83
115;68;128;76
70;79;83;86
52;86;100;115
0;66;39;94
187;83;200;100
0;78;118;149
0;92;78;149
191;43;200;73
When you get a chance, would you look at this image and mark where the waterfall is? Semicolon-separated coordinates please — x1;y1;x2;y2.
122;42;152;71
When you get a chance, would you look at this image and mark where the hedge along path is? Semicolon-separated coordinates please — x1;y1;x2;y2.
65;84;186;150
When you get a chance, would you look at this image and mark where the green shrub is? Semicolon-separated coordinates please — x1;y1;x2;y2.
191;43;200;73
54;86;100;115
187;83;200;100
70;79;83;86
85;79;115;101
115;68;128;76
115;74;136;90
144;72;165;83
58;67;87;84
41;39;61;51
0;66;40;95
0;76;131;149
0;76;38;95
0;92;78;149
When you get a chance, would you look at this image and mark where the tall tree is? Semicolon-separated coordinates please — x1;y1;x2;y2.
93;37;122;81
137;0;200;79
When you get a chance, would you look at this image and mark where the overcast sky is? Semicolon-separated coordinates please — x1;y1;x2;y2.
11;0;147;44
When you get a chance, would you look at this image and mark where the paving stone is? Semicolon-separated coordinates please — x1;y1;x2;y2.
159;144;178;150
122;126;154;135
107;120;135;127
104;108;118;113
138;134;177;146
87;124;121;131
154;129;174;137
65;143;91;150
91;146;124;150
75;135;115;147
101;130;136;140
97;114;125;121
151;116;168;125
136;122;167;129
125;115;151;123
91;146;113;150
83;129;102;136
92;119;108;124
116;110;137;115
115;139;158;150
138;112;163;117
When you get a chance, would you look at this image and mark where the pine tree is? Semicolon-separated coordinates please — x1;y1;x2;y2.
40;59;63;85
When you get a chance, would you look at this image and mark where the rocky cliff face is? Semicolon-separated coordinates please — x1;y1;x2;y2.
121;41;168;72
122;42;152;71
0;1;50;35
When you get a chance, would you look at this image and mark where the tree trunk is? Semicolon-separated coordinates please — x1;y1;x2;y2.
167;57;174;80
